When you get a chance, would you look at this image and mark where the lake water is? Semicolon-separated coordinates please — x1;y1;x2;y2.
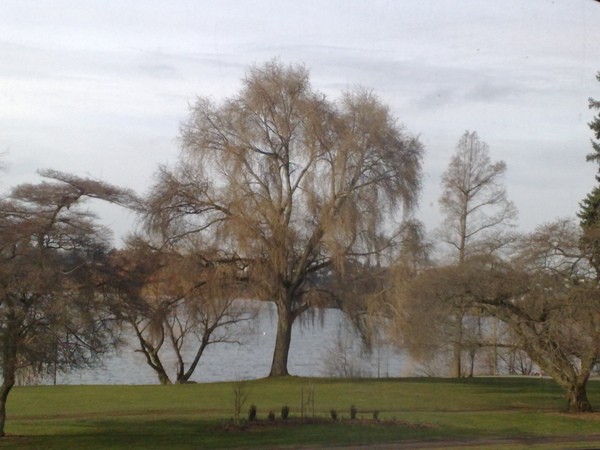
58;307;407;385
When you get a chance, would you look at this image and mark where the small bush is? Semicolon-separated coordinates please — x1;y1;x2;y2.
268;410;275;421
330;409;338;420
350;405;357;420
248;404;257;421
232;381;249;423
373;410;379;422
281;405;290;419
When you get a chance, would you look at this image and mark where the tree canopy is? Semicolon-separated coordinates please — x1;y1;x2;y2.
145;60;424;376
0;171;132;435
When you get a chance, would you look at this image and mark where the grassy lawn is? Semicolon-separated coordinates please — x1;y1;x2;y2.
0;377;598;448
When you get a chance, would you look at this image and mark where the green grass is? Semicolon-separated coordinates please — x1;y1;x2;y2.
0;377;599;448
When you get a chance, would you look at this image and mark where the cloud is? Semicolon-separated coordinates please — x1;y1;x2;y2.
1;0;599;246
136;63;181;80
413;89;458;110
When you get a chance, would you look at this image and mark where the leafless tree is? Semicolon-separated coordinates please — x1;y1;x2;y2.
232;381;250;424
438;131;517;377
145;60;423;376
393;219;600;412
320;320;372;378
109;239;255;384
439;131;516;262
497;219;600;412
0;170;133;436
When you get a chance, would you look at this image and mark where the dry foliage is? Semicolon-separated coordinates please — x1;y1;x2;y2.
108;239;255;384
435;131;517;377
390;219;600;411
145;60;423;376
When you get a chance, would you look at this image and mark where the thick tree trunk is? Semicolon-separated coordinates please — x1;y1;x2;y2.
518;338;594;412
510;324;596;412
565;383;593;413
269;300;293;377
0;337;17;438
0;375;14;438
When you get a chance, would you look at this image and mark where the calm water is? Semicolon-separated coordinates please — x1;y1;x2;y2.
58;307;406;385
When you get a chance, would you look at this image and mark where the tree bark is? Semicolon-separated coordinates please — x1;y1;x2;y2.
269;300;293;377
565;383;593;413
145;345;171;385
156;366;172;385
506;318;595;412
133;326;172;385
0;374;14;438
467;348;476;377
177;336;209;383
0;335;17;438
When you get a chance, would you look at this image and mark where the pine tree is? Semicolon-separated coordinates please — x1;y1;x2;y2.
578;72;600;269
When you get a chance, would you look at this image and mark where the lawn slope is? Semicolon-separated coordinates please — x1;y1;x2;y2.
0;377;599;449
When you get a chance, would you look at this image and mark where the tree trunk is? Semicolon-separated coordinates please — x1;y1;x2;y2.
156;366;172;385
492;319;498;376
269;300;293;377
507;349;516;375
0;336;17;438
565;383;593;413
145;346;171;385
516;335;595;412
133;327;172;385
177;336;209;383
467;348;476;377
451;312;463;378
0;374;14;438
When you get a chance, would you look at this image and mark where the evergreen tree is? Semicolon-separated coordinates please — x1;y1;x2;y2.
579;73;600;229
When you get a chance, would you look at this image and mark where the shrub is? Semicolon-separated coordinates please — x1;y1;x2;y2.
248;404;257;421
232;381;249;424
330;409;338;420
281;405;290;419
268;410;275;421
373;410;379;422
350;405;357;420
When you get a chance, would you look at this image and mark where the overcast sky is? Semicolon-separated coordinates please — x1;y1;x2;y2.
2;0;600;245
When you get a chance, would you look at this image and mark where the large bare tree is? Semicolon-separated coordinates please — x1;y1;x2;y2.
439;131;516;262
146;61;423;376
438;131;517;377
0;170;132;436
498;220;599;412
392;221;600;412
468;220;599;412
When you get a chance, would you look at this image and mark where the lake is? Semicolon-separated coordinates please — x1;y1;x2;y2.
58;307;407;385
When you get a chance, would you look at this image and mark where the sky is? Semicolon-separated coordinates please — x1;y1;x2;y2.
2;0;600;246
